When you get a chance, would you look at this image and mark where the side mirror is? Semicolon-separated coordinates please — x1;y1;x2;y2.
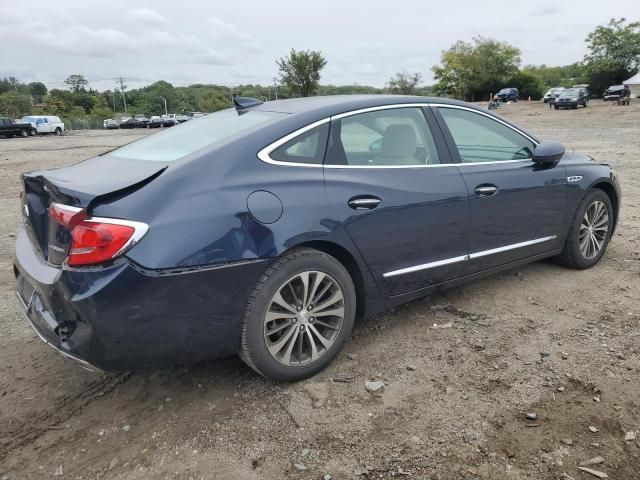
533;142;565;165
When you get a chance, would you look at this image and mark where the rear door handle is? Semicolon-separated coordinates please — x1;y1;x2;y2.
348;196;382;210
474;185;499;197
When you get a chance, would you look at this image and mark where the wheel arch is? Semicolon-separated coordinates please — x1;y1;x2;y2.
293;240;367;319
590;180;619;234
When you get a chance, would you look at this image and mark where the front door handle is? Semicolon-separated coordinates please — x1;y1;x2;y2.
348;196;382;210
474;185;499;197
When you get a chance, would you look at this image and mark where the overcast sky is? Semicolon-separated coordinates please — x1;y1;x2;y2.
1;0;638;91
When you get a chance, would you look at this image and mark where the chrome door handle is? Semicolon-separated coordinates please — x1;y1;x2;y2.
348;196;382;210
474;185;499;196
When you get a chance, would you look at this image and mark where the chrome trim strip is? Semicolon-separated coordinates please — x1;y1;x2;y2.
382;235;557;278
256;102;538;169
383;255;469;278
468;236;557;259
567;175;583;183
50;202;84;214
257;117;331;167
83;217;149;258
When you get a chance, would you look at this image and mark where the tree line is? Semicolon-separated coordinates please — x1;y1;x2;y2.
0;18;637;124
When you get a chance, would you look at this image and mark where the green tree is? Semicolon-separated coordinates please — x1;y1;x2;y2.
28;82;48;96
64;74;89;93
277;49;327;97
432;40;475;99
387;71;422;95
90;96;113;120
0;92;32;118
507;70;545;99
583;18;640;95
432;37;521;100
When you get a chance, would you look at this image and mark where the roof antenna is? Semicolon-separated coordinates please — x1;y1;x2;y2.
233;95;264;110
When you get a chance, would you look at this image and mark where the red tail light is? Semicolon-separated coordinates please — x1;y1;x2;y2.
49;203;148;266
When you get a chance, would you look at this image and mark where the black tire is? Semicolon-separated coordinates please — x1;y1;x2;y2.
20;129;28;138
54;127;62;136
29;128;36;136
554;189;613;269
554;105;559;110
239;247;356;381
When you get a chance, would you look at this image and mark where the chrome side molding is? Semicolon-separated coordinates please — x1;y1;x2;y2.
383;235;557;278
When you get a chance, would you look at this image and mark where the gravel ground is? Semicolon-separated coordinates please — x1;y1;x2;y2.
0;102;639;480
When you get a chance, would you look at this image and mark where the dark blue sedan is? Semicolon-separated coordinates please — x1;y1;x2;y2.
14;95;620;381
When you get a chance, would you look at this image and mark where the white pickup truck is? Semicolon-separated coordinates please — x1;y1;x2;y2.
17;116;65;135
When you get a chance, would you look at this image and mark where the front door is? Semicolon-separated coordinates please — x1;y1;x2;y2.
434;105;567;271
323;106;469;296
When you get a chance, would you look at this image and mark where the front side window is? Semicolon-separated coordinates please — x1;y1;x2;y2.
438;107;535;163
327;107;439;166
269;123;329;164
112;109;285;162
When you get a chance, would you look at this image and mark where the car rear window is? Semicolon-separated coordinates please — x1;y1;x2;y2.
111;109;285;162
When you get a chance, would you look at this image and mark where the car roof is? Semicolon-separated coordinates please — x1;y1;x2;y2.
252;94;484;117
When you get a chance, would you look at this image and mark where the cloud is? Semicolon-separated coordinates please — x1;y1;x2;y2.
205;17;250;40
127;7;169;26
533;6;563;16
197;49;232;66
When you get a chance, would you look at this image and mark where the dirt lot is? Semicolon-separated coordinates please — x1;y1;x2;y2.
0;101;639;480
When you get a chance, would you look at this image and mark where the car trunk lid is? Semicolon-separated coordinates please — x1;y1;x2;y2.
21;156;166;264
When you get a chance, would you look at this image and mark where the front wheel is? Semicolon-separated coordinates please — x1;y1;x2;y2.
554;105;559;110
239;248;356;381
20;129;28;138
554;189;613;269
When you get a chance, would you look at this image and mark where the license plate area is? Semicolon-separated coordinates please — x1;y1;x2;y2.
16;274;35;310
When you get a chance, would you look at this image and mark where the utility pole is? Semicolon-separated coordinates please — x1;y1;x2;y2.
159;96;168;116
117;77;127;114
112;90;116;113
272;77;279;100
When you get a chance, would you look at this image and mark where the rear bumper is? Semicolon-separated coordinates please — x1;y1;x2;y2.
13;228;268;371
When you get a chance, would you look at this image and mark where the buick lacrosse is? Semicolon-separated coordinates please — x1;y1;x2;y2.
14;95;620;381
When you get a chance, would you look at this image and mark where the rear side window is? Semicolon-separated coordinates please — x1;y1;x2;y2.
269;123;329;164
112;109;285;162
438;107;535;162
326;107;439;166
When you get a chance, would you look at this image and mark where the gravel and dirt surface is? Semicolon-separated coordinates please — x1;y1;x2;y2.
0;101;639;480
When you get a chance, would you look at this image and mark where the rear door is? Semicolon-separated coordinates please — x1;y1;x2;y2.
434;105;567;272
323;106;469;296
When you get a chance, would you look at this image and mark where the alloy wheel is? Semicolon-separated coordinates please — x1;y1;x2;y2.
264;271;345;366
579;200;609;259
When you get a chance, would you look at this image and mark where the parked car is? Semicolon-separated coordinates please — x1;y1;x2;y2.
105;119;120;130
147;117;178;128
134;115;150;127
0;117;37;138
495;87;519;102
603;85;625;101
119;118;143;129
175;114;189;123
543;87;564;103
17;116;64;135
14;95;620;380
554;88;589;109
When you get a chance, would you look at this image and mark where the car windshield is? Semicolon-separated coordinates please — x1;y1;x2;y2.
498;89;511;94
560;89;579;96
19;116;37;123
608;85;624;91
111;109;285;162
551;88;564;93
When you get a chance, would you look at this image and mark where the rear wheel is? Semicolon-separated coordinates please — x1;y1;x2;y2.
54;127;62;136
29;128;36;136
554;189;613;269
239;248;356;381
20;129;28;138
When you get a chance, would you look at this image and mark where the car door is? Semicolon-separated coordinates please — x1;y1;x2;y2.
433;105;567;272
323;105;470;296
